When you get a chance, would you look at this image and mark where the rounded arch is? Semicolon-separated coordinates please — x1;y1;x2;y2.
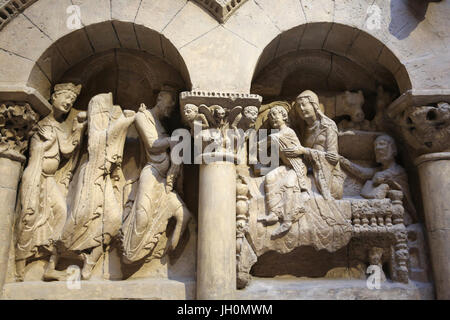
29;21;191;106
251;22;412;99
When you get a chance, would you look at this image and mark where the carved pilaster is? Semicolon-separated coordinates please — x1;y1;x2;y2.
0;102;38;162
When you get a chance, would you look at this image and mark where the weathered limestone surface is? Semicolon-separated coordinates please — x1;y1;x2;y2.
237;278;434;300
415;155;450;300
0;0;448;94
197;162;236;300
2;278;195;300
0;0;449;301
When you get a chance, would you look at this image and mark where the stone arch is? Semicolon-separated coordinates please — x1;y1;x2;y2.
0;0;203;115
251;22;411;99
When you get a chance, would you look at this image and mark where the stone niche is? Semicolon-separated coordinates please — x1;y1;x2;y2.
4;48;198;300
234;23;434;298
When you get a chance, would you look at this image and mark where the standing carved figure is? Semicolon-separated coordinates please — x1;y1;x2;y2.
285;90;345;200
121;87;191;264
15;83;85;281
55;93;135;280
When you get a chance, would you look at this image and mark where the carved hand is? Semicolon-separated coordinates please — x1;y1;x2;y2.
38;125;53;140
283;147;305;158
373;171;387;185
325;152;339;165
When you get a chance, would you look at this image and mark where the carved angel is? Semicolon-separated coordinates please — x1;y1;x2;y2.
182;103;209;133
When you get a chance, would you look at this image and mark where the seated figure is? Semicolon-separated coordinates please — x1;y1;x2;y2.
258;105;310;237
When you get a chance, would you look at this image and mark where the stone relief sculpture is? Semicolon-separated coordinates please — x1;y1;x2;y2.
0;102;38;161
45;92;136;280
257;106;310;237
15;83;86;281
333;90;370;131
237;90;411;288
182;103;210;134
121;87;191;264
339;134;417;225
399;102;450;154
289;90;345;200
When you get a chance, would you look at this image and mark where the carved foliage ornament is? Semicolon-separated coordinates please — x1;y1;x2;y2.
0;102;38;161
191;0;249;23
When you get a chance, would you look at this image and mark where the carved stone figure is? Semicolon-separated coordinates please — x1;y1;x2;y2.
399;102;450;154
333;90;371;131
232;105;258;130
15;83;85;281
340;134;417;224
258;105;309;237
368;247;387;283
121;87;191;264
182;103;210;134
48;93;135;280
286;90;345;200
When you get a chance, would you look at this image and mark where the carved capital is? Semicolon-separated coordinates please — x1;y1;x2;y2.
180;91;262;163
396;102;450;154
0;102;38;162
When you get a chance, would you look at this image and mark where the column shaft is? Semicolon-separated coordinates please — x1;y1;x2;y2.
416;153;450;300
197;161;236;299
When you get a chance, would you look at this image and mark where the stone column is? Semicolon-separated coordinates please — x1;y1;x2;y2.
415;153;450;300
0;102;38;295
394;101;450;299
179;91;261;300
197;161;237;299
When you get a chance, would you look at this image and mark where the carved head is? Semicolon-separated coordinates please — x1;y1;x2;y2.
51;83;81;115
211;105;226;121
374;134;397;164
183;104;199;122
155;85;177;118
295;90;319;123
269;105;288;129
243;106;258;124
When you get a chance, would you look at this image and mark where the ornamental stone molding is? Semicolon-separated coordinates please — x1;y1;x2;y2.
191;0;249;23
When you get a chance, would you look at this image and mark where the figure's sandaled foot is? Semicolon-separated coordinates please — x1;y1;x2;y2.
258;212;279;225
271;221;292;238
